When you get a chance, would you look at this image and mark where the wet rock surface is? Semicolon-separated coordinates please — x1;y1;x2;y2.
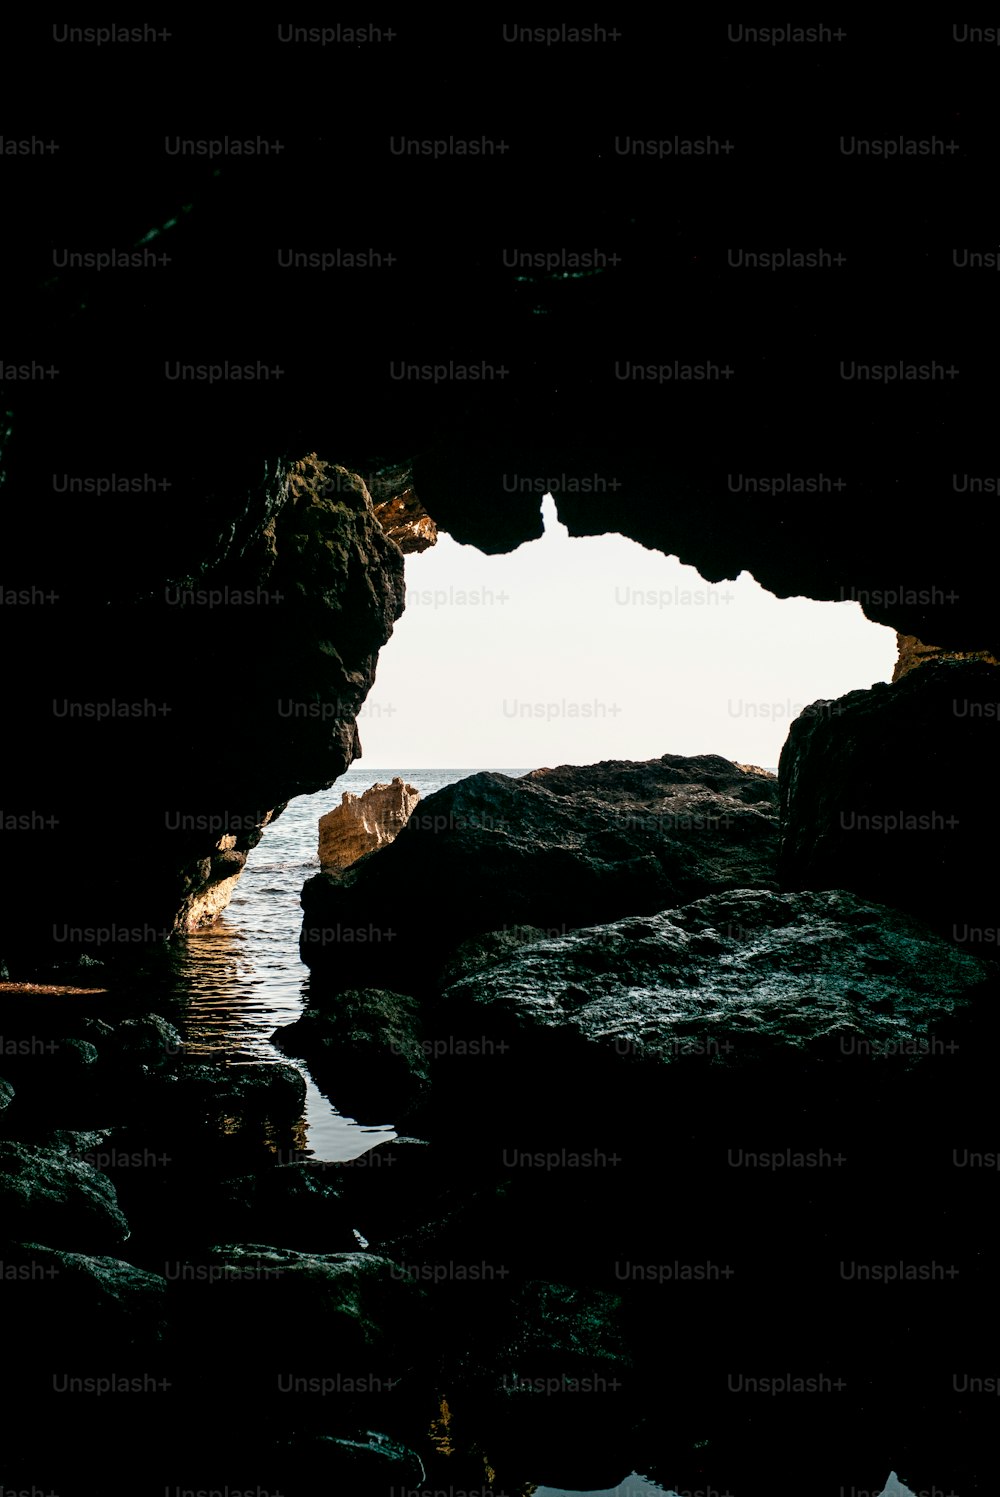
0;787;994;1496
302;754;780;990
273;988;428;1122
438;887;991;1065
3;1243;167;1356
0;1140;131;1252
103;1012;183;1069
164;1058;307;1118
430;888;996;1141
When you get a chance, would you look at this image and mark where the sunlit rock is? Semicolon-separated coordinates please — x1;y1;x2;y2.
893;632;1000;680
318;776;421;870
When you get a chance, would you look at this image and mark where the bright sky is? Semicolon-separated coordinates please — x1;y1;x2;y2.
355;495;896;769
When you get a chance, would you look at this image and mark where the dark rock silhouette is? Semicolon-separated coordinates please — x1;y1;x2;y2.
779;660;1000;943
301;754;780;990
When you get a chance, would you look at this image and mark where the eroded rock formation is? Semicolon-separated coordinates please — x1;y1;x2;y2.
893;632;1000;681
368;468;438;555
301;754;781;990
318;777;420;870
0;456;408;959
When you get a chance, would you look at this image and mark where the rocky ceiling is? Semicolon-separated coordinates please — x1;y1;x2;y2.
1;23;995;962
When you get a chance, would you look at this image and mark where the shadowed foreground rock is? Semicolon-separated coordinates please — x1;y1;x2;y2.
2;1244;167;1357
319;776;421;870
431;888;995;1139
0;456;408;959
0;1140;130;1252
272;988;428;1122
170;1246;427;1379
301;755;780;991
779;660;1000;943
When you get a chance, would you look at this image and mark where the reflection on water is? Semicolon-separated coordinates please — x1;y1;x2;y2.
167;781;402;1161
167;771;523;1161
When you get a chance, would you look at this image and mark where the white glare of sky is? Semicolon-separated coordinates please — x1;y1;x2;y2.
355;494;896;769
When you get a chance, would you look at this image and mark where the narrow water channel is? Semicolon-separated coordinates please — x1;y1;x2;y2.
166;767;524;1159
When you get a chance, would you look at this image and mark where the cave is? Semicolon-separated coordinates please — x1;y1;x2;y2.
2;22;996;1497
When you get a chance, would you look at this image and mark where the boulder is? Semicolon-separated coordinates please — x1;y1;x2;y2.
779;660;1000;944
272;989;428;1121
166;1059;307;1120
168;1247;427;1385
432;888;995;1138
0;1141;130;1252
318;777;421;870
1;1243;167;1356
302;754;780;990
104;1013;184;1069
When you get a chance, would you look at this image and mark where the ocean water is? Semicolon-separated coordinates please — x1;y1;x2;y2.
170;768;527;1160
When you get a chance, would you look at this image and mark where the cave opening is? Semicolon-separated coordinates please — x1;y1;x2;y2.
170;491;897;1166
360;491;898;769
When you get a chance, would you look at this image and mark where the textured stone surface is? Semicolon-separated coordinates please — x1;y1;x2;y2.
2;1243;167;1352
433;888;994;1130
319;777;421;870
0;455;406;957
272;989;428;1121
301;755;780;989
779;660;1000;941
893;633;1000;681
105;1013;183;1068
170;1246;427;1373
0;1141;130;1252
370;475;438;554
167;1060;307;1119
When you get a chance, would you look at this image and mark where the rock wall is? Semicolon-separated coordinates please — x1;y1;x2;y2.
0;457;408;959
892;632;1000;681
779;660;1000;943
318;777;420;870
